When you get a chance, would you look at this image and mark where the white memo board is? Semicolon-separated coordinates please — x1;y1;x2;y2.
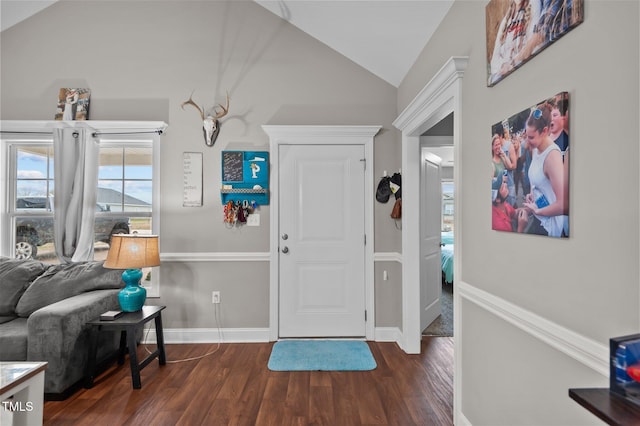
183;152;203;207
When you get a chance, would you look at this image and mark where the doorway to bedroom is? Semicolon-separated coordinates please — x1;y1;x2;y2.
421;115;454;338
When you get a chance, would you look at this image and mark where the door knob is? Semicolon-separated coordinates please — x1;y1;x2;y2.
282;233;288;240
282;246;289;254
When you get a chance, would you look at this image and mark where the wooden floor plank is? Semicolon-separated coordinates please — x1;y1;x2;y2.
44;338;453;426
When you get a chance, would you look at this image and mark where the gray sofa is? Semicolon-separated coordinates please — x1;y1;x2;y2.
0;257;124;399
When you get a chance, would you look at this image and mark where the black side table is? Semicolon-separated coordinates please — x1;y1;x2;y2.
569;388;640;425
86;305;167;389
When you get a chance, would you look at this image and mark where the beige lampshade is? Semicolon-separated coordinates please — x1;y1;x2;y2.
104;234;160;269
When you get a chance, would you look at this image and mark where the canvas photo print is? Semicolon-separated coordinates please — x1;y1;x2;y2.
486;0;584;86
491;91;569;238
55;88;91;120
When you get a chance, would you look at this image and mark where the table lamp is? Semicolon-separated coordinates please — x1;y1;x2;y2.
104;234;160;312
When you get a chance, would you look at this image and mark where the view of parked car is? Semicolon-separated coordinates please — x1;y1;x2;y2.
15;196;130;259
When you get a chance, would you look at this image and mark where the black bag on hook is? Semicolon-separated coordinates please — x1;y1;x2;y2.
376;176;392;203
390;172;402;200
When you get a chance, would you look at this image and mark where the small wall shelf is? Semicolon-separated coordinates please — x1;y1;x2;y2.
220;188;269;194
220;150;269;206
220;188;269;206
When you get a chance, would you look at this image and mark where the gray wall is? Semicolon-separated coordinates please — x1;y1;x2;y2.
0;1;402;329
400;0;639;423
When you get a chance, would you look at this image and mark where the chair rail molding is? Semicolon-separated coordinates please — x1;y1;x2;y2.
458;280;609;377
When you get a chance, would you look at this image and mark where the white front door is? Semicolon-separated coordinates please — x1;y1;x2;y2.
420;150;443;331
278;144;366;337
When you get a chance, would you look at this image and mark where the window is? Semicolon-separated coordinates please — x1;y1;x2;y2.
96;143;155;250
442;181;454;232
7;138;56;262
1;126;162;296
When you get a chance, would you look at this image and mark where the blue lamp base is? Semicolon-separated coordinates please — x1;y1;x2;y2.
118;269;147;312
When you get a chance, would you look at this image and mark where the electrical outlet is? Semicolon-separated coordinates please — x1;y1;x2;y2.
212;291;221;304
383;270;388;281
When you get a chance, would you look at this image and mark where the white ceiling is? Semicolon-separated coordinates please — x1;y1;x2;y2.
424;146;454;166
1;0;453;88
0;0;56;33
254;0;454;86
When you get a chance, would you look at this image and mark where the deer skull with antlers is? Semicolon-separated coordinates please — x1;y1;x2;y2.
181;92;230;147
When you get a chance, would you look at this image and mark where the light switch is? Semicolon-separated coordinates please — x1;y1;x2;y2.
247;214;260;227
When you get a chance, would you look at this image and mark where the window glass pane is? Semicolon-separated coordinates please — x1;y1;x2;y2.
97;180;124;212
442;182;454;232
15;216;55;262
16;180;49;202
124;181;152;211
17;146;50;179
99;147;123;179
94;213;130;247
129;217;152;235
16;146;53;212
125;147;152;180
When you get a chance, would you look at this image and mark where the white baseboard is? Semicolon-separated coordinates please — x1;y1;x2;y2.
456;412;472;426
143;327;403;346
374;252;403;263
143;327;270;344
457;280;609;377
374;326;403;342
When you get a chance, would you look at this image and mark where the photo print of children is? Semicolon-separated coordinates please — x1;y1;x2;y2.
491;91;569;238
55;88;91;120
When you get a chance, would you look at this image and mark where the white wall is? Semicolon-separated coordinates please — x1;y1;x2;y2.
401;0;639;424
0;1;403;330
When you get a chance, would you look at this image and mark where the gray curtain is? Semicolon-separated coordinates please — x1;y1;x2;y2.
53;128;100;263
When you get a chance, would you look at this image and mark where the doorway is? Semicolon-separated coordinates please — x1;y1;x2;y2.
421;136;454;337
392;56;467;355
278;144;366;337
262;125;380;341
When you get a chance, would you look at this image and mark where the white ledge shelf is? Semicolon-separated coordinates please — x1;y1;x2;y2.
0;120;168;134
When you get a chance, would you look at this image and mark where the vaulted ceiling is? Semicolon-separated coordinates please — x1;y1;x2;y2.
254;1;454;86
1;0;453;87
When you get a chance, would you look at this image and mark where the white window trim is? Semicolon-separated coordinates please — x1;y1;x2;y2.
1;135;55;258
1;121;166;297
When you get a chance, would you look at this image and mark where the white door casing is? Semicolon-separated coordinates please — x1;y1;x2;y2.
279;144;365;337
263;125;380;341
393;57;467;356
420;150;442;331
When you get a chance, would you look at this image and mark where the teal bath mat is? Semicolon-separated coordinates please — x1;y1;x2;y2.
268;340;377;371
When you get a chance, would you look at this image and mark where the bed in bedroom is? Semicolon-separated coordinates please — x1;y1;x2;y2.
441;231;454;285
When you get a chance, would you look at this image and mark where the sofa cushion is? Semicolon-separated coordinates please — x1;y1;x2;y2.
15;261;123;317
0;318;29;360
0;257;48;316
0;315;18;324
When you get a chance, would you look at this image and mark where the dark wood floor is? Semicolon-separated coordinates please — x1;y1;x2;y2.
44;337;453;426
